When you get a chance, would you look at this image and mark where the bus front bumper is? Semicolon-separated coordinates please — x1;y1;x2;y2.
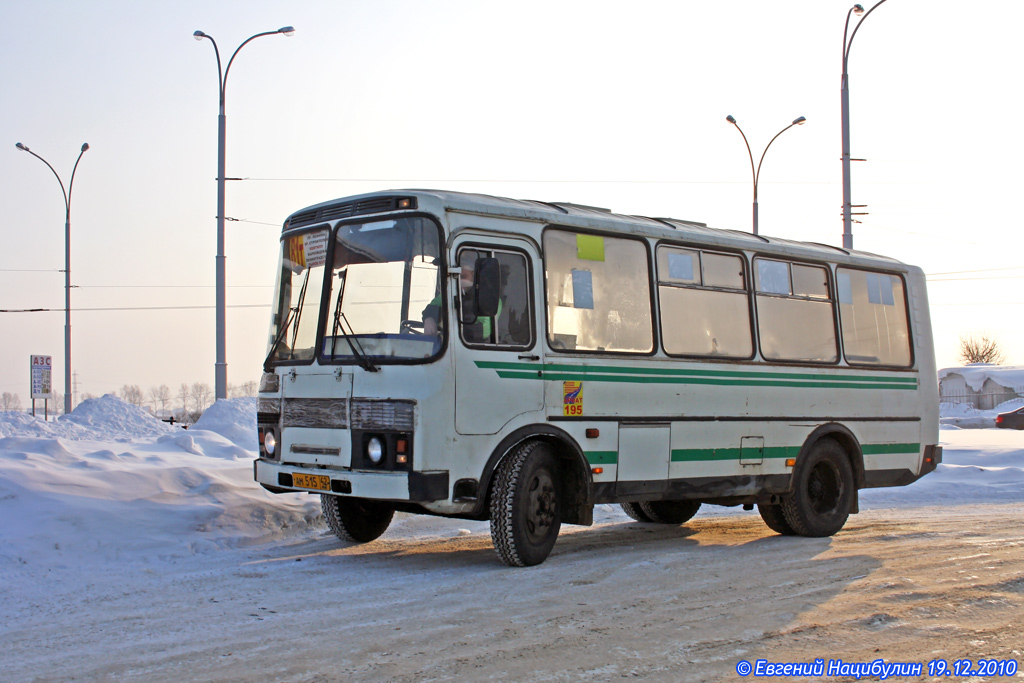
254;459;450;502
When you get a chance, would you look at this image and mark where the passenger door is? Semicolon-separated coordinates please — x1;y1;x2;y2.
453;235;543;435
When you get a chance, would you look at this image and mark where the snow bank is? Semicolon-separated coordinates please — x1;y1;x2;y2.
861;428;1024;508
192;397;257;450
939;397;1024;429
0;394;174;441
0;398;319;573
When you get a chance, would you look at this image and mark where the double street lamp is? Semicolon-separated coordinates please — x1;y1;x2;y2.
841;1;888;250
725;115;806;236
193;26;295;401
15;141;90;415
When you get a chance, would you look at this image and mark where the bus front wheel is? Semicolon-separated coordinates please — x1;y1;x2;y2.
757;503;796;535
321;494;394;543
490;440;562;567
780;439;854;537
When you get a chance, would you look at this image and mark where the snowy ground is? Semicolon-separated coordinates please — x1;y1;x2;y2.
1;397;1023;681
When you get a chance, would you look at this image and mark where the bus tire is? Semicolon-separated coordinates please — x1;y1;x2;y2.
758;503;796;535
780;439;854;537
321;494;394;543
639;500;701;525
490;440;561;567
620;502;655;522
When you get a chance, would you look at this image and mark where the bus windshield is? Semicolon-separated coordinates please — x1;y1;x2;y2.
266;216;444;367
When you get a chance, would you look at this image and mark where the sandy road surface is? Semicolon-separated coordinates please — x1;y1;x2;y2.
5;504;1024;682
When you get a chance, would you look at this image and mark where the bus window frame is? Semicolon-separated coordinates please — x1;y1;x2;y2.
541;225;658;358
835;266;916;370
751;254;842;366
654;240;757;362
314;211;450;368
267;223;333;369
455;242;538;352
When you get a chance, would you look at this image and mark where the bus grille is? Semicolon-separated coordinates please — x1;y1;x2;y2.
350;399;415;431
282;398;349;429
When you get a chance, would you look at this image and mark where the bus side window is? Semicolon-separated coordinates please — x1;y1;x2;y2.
657;246;752;358
457;248;532;348
755;258;838;363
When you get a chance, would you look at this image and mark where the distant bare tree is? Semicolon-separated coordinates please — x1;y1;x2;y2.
50;392;64;415
190;382;213;414
959;334;1005;365
230;381;258;398
177;383;191;420
1;392;22;411
120;384;145;407
149;385;171;414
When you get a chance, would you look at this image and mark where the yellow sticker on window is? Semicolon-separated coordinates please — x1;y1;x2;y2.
563;381;583;416
576;234;605;262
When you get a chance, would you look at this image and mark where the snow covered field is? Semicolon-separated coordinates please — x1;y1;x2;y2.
1;397;1022;681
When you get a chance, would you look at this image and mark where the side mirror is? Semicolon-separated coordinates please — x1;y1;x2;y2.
474;257;500;317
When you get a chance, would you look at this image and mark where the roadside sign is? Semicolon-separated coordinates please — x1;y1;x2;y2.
31;355;53;399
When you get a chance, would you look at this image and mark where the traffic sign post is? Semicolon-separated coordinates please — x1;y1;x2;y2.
30;355;53;418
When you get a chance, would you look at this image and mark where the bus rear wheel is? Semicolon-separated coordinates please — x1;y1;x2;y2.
490;441;561;567
639;500;701;525
781;440;854;537
321;494;394;543
620;502;654;522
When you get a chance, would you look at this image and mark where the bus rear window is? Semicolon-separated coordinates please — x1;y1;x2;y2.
837;268;912;367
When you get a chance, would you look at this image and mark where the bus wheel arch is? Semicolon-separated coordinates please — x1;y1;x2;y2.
798;423;865;494
481;425;593;528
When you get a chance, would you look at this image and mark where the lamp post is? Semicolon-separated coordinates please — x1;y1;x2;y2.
193;26;295;401
15;141;90;415
725;115;806;235
842;1;887;250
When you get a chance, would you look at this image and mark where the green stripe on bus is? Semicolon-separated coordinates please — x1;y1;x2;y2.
586;443;919;467
478;361;917;391
671;446;801;462
492;370;914;391
477;360;918;385
862;443;921;455
585;451;618;465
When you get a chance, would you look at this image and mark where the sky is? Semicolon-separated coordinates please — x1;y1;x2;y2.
1;0;1021;404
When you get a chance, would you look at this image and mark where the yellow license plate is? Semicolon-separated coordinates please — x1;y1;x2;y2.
292;473;330;491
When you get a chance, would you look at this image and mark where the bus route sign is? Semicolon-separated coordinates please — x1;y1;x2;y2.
30;355;53;399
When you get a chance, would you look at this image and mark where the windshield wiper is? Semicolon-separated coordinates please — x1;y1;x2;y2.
330;271;379;372
262;269;310;372
263;306;297;373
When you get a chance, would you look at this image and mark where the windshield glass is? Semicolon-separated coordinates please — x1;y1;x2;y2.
266;216;444;367
266;228;329;364
324;216;443;362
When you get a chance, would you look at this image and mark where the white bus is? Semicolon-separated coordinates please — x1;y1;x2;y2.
255;190;941;566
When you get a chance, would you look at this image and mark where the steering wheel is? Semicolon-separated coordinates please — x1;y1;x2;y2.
400;320;424;335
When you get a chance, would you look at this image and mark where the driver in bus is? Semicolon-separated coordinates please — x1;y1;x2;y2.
421;264;499;343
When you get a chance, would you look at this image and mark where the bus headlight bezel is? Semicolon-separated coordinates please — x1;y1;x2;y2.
263;430;277;456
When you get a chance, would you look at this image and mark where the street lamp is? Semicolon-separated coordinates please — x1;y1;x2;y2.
725;115;806;236
193;26;295;401
15;141;90;415
842;1;888;250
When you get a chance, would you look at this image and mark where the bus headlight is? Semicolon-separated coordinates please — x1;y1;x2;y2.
264;430;277;456
367;437;384;465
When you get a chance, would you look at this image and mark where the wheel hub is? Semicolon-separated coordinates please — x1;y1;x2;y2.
525;471;556;539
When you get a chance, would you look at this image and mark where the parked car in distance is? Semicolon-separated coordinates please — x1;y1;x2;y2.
995;406;1024;430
